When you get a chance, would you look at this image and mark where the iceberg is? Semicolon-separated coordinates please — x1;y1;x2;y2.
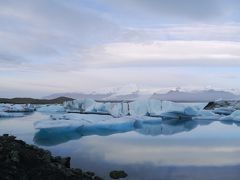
64;98;200;119
37;104;65;113
64;99;129;117
212;107;236;115
34;113;136;130
33;114;145;146
193;110;221;120
1;104;35;112
128;99;199;119
220;110;240;121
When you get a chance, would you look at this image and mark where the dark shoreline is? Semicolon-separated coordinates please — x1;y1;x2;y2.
0;97;73;104
0;134;103;180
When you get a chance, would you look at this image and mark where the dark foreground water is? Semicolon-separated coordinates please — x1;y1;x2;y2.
1;112;240;180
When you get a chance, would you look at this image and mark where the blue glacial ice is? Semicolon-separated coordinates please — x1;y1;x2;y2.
220;110;240;121
64;98;202;118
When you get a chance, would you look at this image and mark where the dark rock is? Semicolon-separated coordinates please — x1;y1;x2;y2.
0;134;101;180
109;170;128;179
204;100;239;110
86;171;95;177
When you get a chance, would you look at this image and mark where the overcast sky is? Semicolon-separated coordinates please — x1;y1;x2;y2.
1;0;240;97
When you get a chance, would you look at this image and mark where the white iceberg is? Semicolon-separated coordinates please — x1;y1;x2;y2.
34;114;141;141
1;104;35;112
64;99;129;117
129;99;199;118
64;98;200;118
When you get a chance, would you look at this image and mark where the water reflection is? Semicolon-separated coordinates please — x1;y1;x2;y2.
34;118;213;146
137;119;198;136
2;112;240;179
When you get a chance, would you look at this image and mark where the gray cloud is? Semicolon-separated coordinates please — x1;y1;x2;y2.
102;0;240;24
1;0;240;97
0;0;121;71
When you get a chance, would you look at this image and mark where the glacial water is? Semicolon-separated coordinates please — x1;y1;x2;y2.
1;112;240;180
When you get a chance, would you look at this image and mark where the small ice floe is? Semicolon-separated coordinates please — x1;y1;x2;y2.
220;110;240;121
3;104;35;113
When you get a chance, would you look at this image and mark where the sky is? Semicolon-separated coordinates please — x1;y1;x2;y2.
1;0;240;98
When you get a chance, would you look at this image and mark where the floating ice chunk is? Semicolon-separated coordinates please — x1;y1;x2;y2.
220;110;240;121
213;107;236;115
34;120;85;129
34;114;138;132
37;104;65;113
193;110;221;120
34;113;163;146
50;113;113;122
1;104;35;112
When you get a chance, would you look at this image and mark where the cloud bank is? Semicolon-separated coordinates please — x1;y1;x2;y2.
0;0;240;97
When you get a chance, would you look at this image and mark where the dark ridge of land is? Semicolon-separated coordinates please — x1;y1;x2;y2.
0;134;103;180
0;97;74;104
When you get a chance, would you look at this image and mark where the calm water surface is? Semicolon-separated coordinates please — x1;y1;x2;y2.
0;112;240;180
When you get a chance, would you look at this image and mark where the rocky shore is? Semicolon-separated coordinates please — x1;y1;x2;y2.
0;134;102;180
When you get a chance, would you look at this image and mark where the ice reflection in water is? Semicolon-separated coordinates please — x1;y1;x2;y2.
1;112;240;179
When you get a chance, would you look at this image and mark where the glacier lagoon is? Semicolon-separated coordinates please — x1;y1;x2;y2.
1;110;240;179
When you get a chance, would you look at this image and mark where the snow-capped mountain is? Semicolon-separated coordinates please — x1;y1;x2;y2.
44;85;240;102
151;89;240;102
44;84;142;100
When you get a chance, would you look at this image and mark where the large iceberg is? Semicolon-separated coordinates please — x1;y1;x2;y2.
33;113;149;146
64;98;200;118
64;99;128;117
130;99;198;117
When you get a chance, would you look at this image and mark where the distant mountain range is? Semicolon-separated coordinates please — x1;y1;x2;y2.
44;84;141;101
0;97;73;104
151;89;240;102
44;85;240;102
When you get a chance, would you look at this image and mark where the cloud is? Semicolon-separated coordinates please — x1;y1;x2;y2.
124;24;240;42
0;0;121;71
84;40;240;68
101;0;239;24
1;0;240;97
